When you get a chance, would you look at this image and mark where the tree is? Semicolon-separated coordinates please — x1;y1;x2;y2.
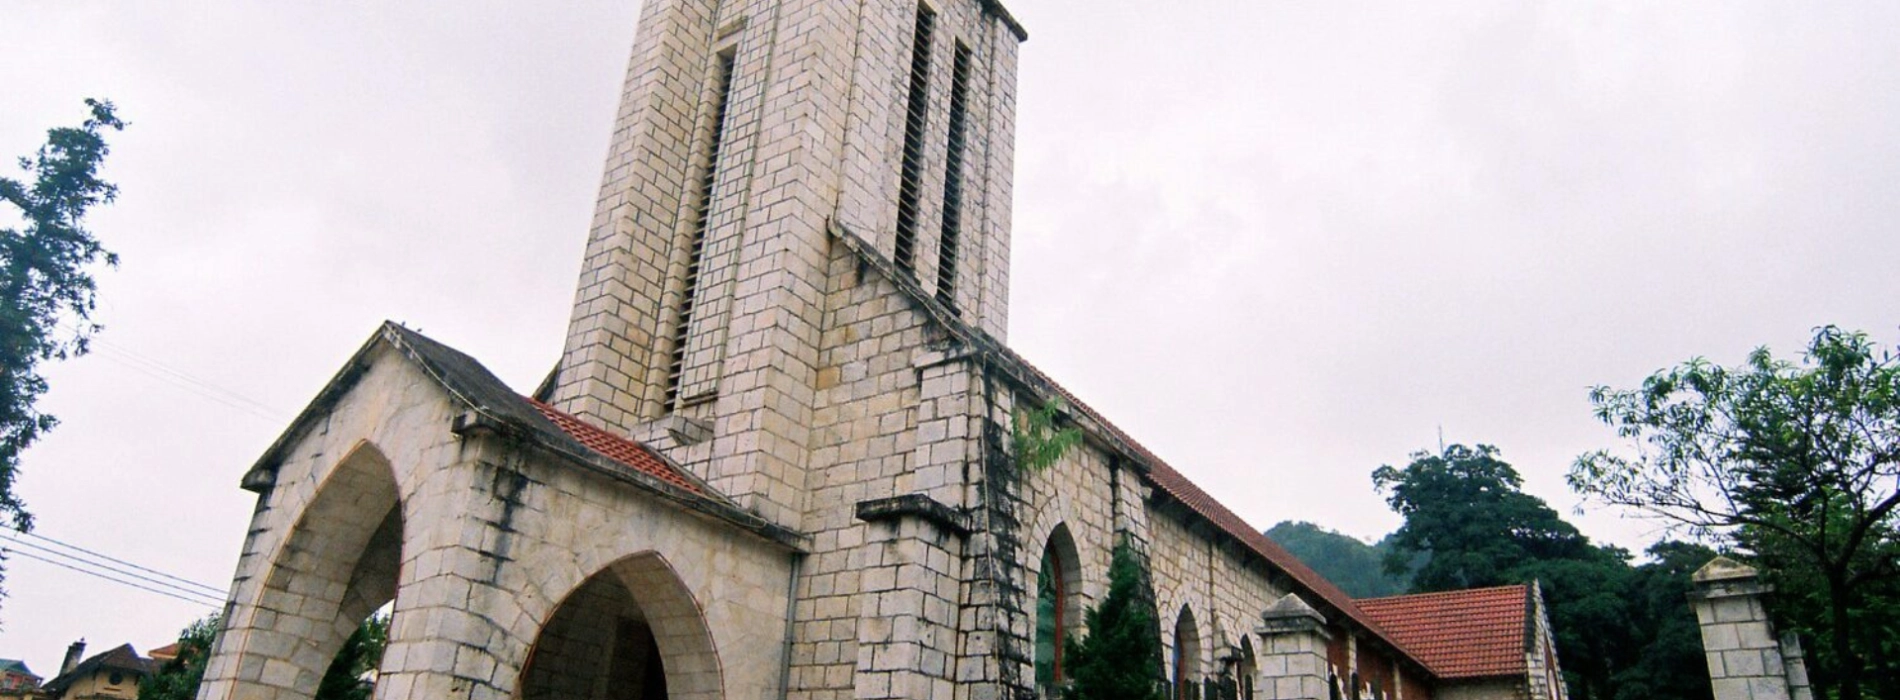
1608;542;1717;700
1264;521;1412;598
1063;540;1165;700
1373;444;1712;700
140;613;388;700
315;613;389;700
0;98;126;543
1571;326;1900;700
1373;444;1595;591
141;614;218;700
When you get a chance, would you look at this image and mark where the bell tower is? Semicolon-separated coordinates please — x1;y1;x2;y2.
549;0;1026;527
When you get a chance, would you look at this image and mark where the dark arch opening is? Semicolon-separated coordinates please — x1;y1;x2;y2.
1237;635;1256;700
1173;606;1201;700
1035;524;1083;695
516;553;721;700
239;442;402;697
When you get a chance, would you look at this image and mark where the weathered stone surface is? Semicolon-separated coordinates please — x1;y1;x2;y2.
1691;557;1811;700
193;1;1570;699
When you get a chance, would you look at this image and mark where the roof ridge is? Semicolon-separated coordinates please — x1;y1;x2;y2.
524;397;709;496
1357;583;1530;604
1356;584;1534;679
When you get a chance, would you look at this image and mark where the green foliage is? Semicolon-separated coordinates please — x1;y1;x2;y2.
1572;326;1900;700
1014;398;1082;473
1608;542;1718;700
1374;444;1594;591
316;613;389;700
1374;444;1715;700
1263;521;1412;598
141;614;218;700
0;98;125;538
1063;541;1165;700
141;613;388;700
1513;550;1635;700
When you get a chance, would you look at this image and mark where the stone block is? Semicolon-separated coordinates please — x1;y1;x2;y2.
1702;623;1742;652
1723;650;1765;677
1749;677;1792;700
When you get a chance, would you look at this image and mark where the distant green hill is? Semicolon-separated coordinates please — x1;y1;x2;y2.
1263;521;1414;598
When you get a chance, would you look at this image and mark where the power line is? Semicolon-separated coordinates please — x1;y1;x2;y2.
0;534;227;604
0;537;226;607
15;531;226;596
57;324;289;423
89;341;287;422
2;548;220;609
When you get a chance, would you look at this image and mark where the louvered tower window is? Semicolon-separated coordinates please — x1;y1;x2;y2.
894;4;936;276
665;51;738;409
935;42;971;310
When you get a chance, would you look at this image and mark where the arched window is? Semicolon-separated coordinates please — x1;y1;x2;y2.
1237;636;1257;700
1035;525;1083;695
1173;606;1201;700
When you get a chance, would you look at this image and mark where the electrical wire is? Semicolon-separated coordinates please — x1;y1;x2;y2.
1;548;220;608
88;340;287;422
0;534;226;604
56;323;289;423
13;531;226;596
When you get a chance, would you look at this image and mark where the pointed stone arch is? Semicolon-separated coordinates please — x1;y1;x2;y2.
516;551;723;700
1172;605;1202;700
1235;635;1257;700
1035;523;1085;693
206;440;404;698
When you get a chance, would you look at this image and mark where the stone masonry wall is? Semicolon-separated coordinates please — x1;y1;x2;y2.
557;0;1022;535
790;245;944;700
202;345;795;700
1691;558;1812;700
554;0;722;431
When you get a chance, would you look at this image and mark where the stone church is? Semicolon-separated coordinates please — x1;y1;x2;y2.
192;0;1567;699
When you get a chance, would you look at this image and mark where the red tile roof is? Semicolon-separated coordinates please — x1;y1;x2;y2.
1356;585;1532;679
1007;351;1420;673
528;398;705;495
147;643;180;663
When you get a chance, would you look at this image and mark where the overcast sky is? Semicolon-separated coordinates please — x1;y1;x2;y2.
5;0;1899;678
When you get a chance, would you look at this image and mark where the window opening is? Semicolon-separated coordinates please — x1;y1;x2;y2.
894;4;935;276
1035;548;1065;690
1174;607;1201;700
1238;636;1257;700
665;50;738;408
935;42;971;309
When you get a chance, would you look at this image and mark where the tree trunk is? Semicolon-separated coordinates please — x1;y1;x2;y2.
1869;618;1898;700
1829;576;1863;700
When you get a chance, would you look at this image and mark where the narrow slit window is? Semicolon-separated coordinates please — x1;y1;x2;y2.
935;42;971;309
665;51;738;409
894;4;936;277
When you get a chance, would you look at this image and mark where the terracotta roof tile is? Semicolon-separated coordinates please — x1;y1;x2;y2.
528;398;704;495
1356;585;1532;679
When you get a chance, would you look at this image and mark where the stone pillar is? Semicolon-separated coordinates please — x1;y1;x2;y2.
1690;557;1812;700
855;497;971;700
1254;594;1331;700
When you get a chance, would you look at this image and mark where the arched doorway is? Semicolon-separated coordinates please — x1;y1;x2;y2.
1173;606;1201;700
517;553;721;700
1034;524;1084;695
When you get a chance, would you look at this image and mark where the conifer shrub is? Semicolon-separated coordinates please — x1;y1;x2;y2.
1063;540;1165;700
